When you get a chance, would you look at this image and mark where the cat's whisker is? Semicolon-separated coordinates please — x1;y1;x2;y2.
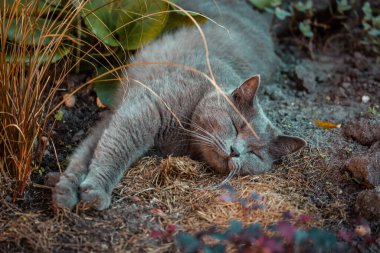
194;163;241;190
181;128;216;146
182;122;227;152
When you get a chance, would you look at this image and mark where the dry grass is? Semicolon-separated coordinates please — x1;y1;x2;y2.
0;147;358;252
118;147;353;232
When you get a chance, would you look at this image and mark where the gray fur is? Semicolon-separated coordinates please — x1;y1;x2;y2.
53;0;306;210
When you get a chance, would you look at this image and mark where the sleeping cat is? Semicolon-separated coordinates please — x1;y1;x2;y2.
53;0;306;210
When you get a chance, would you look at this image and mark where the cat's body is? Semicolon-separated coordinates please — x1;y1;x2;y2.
53;0;306;210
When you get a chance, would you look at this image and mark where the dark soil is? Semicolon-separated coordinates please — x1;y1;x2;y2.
1;12;380;253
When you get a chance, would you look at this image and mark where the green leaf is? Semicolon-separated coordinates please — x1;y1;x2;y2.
294;0;313;12
164;8;208;32
299;21;314;38
5;17;62;45
308;228;337;251
249;0;273;10
175;233;200;253
225;220;243;236
337;0;352;13
294;229;309;245
369;28;380;36
2;0;61;15
362;2;372;21
373;15;380;28
275;7;291;20
204;245;226;253
93;67;120;107
6;46;72;64
123;1;169;50
76;0;170;50
54;110;64;121
362;21;371;30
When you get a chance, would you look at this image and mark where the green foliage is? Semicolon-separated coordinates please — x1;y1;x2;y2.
93;67;120;107
3;0;207;105
369;106;379;117
299;20;314;38
362;3;380;36
54;110;64;121
175;216;377;253
336;0;352;14
249;0;275;10
293;0;313;12
249;0;380;54
274;7;291;20
173;187;380;253
76;0;169;50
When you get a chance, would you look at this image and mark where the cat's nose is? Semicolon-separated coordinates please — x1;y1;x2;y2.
230;146;240;158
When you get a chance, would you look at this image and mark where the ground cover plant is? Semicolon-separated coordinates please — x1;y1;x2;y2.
1;0;380;252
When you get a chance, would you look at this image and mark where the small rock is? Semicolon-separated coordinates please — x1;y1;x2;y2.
362;95;370;103
338;87;348;98
342;82;351;89
342;118;380;146
294;63;316;93
63;93;76;108
353;52;369;71
268;89;286;101
345;150;380;188
355;189;380;220
355;224;372;236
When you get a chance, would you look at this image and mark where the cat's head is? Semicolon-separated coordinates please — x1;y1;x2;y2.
191;75;306;175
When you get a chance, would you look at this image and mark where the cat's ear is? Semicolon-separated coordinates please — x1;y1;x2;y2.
269;135;307;159
232;75;260;107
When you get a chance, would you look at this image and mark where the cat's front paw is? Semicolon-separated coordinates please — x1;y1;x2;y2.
52;174;79;210
80;181;111;211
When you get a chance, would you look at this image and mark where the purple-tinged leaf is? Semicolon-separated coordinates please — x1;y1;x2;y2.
150;230;162;239
297;214;312;224
252;204;266;210
219;193;236;203
240;198;248;209
262;237;284;253
276;221;296;241
249;192;262;201
282;211;294;220
166;224;176;234
338;229;355;242
222;184;237;194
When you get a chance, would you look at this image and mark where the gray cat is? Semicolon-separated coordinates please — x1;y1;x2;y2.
53;0;306;210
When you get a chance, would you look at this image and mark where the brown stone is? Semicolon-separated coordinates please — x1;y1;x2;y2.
342;118;380;146
355;189;380;221
345;150;380;188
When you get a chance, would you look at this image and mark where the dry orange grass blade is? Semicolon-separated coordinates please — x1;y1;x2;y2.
0;0;84;198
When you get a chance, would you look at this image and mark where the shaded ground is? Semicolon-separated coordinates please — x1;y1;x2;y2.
1;13;380;253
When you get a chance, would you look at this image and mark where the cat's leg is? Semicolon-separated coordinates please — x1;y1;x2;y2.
52;114;111;209
78;101;161;210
